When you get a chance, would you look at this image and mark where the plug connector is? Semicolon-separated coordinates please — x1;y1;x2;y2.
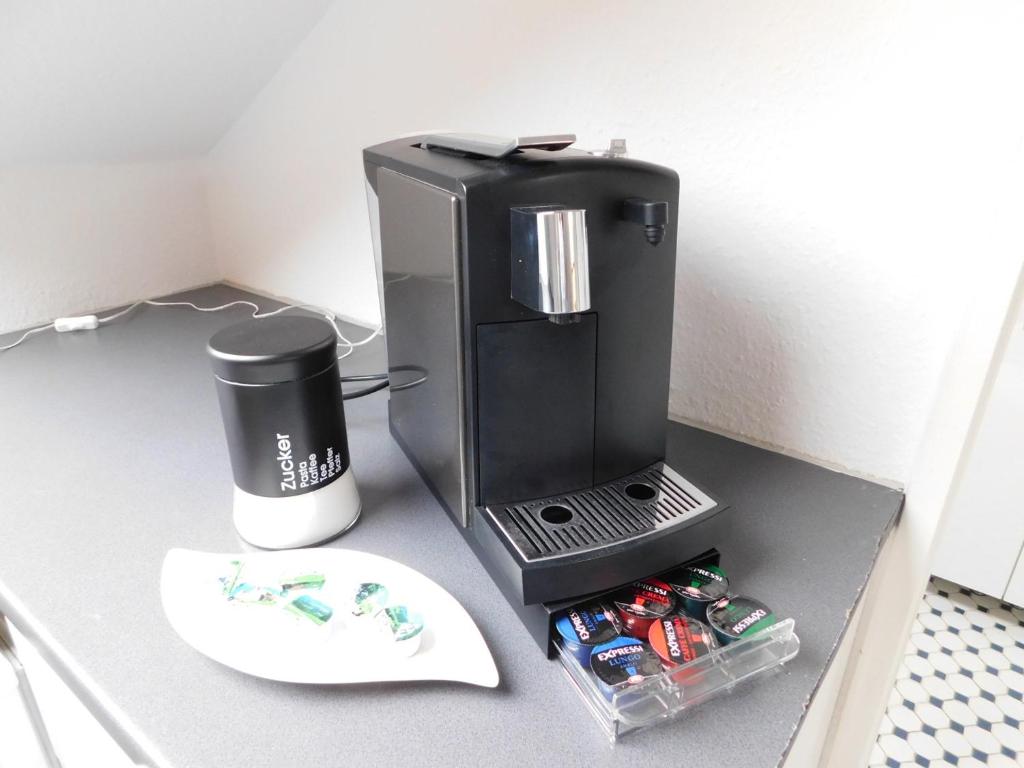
54;315;99;332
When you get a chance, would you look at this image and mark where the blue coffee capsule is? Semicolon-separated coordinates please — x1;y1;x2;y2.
554;601;622;664
589;636;662;700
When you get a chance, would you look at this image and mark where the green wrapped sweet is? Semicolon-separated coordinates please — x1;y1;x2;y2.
352;583;389;616
231;583;281;606
378;605;424;656
286;594;334;625
279;573;326;594
219;560;244;596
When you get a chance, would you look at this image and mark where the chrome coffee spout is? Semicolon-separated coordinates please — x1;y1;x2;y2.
510;205;590;323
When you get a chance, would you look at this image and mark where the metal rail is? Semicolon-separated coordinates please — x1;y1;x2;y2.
0;615;62;768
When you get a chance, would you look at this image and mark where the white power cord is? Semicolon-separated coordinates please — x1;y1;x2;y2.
0;298;383;359
0;325;52;353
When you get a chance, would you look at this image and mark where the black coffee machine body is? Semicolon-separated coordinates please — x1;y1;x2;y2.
364;134;729;653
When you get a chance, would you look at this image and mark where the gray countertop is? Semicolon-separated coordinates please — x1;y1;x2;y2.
0;284;902;768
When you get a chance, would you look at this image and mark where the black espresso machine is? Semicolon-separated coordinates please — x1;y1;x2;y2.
363;133;731;654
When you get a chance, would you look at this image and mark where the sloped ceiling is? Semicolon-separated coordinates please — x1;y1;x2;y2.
0;0;332;165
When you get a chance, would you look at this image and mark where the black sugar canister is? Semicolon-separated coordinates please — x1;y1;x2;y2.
208;316;361;548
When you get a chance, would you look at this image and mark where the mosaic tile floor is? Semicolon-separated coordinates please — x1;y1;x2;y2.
870;577;1024;767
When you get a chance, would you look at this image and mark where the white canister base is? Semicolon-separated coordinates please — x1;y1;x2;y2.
232;467;361;549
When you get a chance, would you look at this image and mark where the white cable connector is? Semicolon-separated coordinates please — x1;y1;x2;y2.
53;315;99;332
1;300;383;357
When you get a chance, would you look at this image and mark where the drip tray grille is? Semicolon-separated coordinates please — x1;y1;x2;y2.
484;462;718;563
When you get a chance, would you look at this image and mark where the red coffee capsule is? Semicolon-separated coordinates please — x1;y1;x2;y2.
647;614;717;681
610;578;675;638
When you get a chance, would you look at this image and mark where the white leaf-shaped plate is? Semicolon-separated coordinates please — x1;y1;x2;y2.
160;548;499;687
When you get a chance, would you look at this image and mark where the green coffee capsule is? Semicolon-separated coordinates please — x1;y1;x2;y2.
706;596;776;644
665;564;729;620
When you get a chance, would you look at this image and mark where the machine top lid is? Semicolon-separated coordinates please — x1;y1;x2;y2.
420;132;575;158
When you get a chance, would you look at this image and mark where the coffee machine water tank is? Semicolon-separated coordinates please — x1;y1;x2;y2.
363;133;728;645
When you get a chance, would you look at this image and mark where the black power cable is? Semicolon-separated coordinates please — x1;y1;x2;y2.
340;370;428;400
340;373;388;400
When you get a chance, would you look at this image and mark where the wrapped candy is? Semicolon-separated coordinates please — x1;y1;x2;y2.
285;595;334;625
377;605;425;656
351;582;389;617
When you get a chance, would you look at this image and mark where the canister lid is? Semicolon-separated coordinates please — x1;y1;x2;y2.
208;316;338;385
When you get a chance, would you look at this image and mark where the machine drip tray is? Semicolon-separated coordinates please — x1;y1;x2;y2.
473;462;729;606
485;463;718;562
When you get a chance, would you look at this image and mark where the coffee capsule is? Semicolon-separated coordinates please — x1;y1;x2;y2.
589;636;663;699
554;601;622;664
610;578;675;638
706;596;776;644
665;564;729;620
647;615;717;681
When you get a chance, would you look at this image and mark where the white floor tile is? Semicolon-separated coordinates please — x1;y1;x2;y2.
908;730;944;760
936;630;967;653
991;722;1024;752
985;756;1021;768
879;732;916;762
897;677;930;704
973;671;1009;697
890;704;922;732
963;724;1001;755
935;727;972;757
994;694;1024;722
996;669;1024;695
929;651;960;676
981;626;1014;648
915;702;950;730
967;695;1004;724
922;675;956;702
954;649;986;673
943;698;978;727
948;672;981;698
906;654;935;677
868;740;886;766
979;646;1011;670
912;633;943;655
873;577;1024;767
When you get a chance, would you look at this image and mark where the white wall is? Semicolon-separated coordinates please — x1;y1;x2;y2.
823;258;1023;767
0;1;331;334
206;0;1024;484
931;277;1024;599
0;1;331;165
0;162;217;333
